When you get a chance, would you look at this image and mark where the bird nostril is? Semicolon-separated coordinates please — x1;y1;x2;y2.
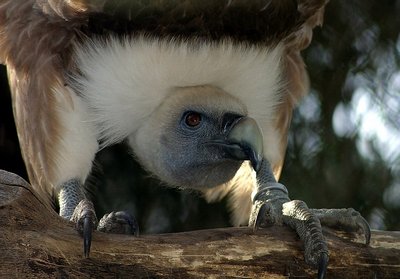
222;113;243;133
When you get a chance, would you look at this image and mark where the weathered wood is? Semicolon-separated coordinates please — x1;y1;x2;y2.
0;170;399;279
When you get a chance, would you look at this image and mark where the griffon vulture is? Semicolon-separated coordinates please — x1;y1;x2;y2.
0;1;370;277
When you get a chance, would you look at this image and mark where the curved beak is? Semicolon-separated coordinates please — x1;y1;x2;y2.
207;117;264;172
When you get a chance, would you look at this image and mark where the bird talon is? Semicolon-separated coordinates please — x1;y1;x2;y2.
347;208;371;244
70;199;97;258
357;217;371;245
83;215;93;258
317;253;329;279
97;211;139;236
311;208;371;246
253;203;269;231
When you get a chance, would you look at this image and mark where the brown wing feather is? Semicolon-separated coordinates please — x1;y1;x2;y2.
0;0;98;197
272;0;329;179
33;0;104;20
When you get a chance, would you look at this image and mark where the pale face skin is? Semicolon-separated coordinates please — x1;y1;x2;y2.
128;85;254;189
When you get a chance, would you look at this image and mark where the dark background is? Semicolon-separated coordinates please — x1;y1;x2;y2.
1;0;399;233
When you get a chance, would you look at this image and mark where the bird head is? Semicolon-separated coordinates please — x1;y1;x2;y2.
129;85;263;189
73;38;284;188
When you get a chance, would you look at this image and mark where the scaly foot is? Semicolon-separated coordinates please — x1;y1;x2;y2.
249;160;370;279
98;211;139;235
59;179;138;258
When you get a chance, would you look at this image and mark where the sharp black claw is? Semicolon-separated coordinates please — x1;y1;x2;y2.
253;203;268;231
83;215;93;258
356;216;371;245
365;228;371;245
317;253;329;279
70;199;97;258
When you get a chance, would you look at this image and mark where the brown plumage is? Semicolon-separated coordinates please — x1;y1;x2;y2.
0;0;328;222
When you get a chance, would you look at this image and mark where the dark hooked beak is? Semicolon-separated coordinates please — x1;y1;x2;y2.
206;117;264;172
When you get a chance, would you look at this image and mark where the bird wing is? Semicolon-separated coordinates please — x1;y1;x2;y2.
273;0;329;179
0;0;100;196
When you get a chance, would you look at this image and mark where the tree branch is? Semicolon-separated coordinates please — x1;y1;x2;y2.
0;170;399;278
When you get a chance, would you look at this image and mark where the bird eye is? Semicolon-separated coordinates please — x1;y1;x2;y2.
184;111;202;128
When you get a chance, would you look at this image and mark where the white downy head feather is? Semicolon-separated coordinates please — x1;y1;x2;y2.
73;36;285;166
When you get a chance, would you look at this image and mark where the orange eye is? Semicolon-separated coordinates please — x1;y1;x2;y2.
184;112;202;127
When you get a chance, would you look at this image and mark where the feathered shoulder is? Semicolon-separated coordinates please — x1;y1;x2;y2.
0;0;327;64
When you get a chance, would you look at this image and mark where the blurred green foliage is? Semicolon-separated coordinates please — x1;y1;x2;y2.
0;0;399;232
283;0;400;231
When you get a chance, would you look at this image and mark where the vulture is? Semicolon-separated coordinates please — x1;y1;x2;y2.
0;1;370;278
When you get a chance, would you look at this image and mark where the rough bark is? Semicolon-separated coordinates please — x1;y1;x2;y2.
0;170;399;279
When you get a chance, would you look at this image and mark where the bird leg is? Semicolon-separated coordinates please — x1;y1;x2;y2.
249;159;370;279
58;179;138;258
59;179;97;258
